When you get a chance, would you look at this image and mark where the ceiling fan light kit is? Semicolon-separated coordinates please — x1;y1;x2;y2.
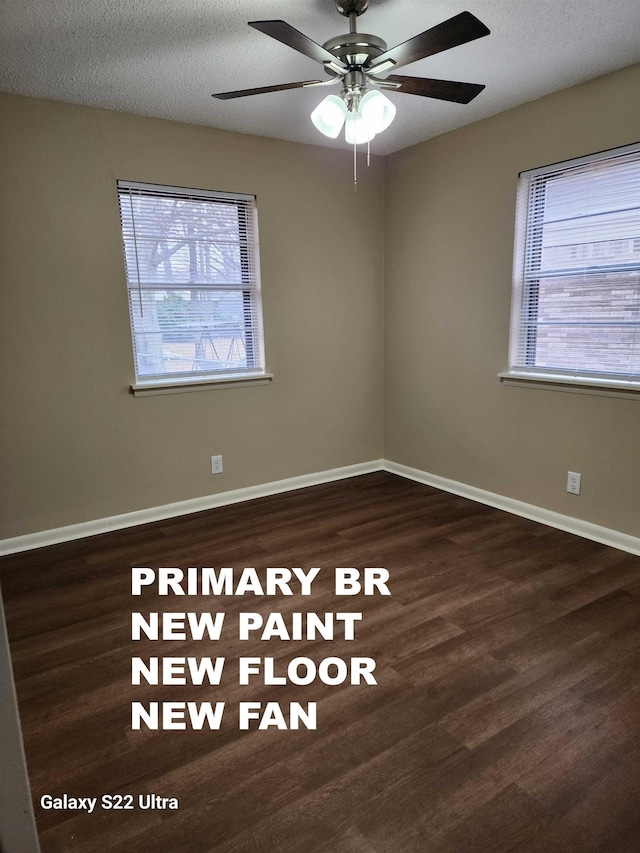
213;0;489;172
312;88;395;142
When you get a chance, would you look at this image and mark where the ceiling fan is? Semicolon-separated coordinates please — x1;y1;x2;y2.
212;0;490;146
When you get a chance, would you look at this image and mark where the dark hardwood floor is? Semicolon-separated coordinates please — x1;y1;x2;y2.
2;472;640;852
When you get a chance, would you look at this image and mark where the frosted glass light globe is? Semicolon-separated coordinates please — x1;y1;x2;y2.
360;90;396;134
344;111;376;145
311;95;348;138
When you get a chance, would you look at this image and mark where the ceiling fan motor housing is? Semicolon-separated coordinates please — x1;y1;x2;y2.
323;32;387;70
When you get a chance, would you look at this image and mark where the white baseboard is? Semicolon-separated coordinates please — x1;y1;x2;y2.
1;458;638;557
383;460;640;556
0;460;383;556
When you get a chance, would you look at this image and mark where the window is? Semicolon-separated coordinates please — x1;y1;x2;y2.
505;142;640;392
117;181;267;391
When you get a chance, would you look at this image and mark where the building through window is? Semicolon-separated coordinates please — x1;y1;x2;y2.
508;143;640;386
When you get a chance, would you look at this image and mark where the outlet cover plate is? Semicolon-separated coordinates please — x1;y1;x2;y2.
567;471;581;494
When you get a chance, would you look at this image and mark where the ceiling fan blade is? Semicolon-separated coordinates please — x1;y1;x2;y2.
249;20;346;68
383;75;485;104
213;80;323;100
370;11;490;71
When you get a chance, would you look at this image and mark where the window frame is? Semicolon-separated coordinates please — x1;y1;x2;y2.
502;142;640;397
117;180;270;396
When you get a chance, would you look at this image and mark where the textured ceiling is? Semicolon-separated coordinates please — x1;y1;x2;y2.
1;0;639;155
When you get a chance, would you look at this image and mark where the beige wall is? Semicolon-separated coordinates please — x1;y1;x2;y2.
2;66;639;543
0;95;384;538
384;64;640;537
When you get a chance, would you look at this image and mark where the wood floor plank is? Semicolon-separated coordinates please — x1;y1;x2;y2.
516;741;640;853
424;783;553;853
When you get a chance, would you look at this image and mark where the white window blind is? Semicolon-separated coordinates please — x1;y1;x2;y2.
509;143;640;385
117;180;265;385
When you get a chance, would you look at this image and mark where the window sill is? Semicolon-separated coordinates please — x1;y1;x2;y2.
131;372;273;397
498;371;640;399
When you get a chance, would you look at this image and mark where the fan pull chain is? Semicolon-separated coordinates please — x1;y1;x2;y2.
353;139;357;191
367;138;370;167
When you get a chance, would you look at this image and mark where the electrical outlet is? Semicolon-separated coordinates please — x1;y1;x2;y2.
211;455;223;475
567;471;581;495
